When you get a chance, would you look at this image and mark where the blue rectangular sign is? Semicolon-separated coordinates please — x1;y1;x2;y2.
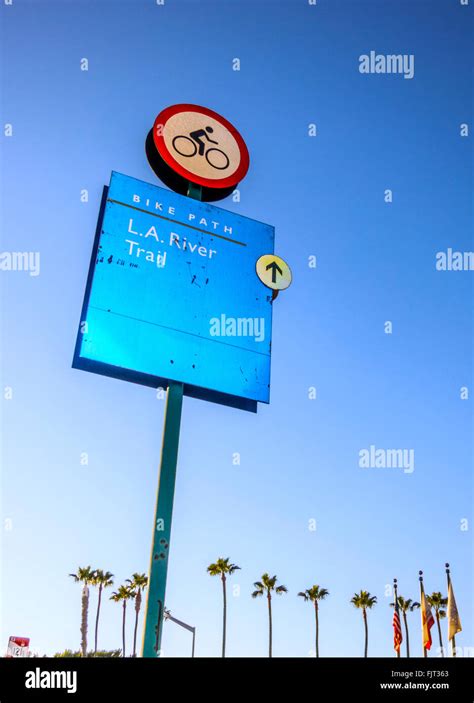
73;172;274;411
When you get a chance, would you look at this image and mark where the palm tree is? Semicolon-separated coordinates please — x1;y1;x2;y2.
351;590;377;657
427;592;448;656
126;573;148;657
389;596;420;657
69;566;95;657
298;585;329;657
91;570;114;654
207;558;240;657
252;573;287;657
110;585;133;657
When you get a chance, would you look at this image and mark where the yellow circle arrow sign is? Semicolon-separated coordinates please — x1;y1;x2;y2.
256;254;292;291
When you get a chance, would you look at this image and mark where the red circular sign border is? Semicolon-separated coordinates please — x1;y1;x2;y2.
152;104;250;190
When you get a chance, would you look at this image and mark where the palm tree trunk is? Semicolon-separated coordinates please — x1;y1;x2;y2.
122;601;127;657
363;609;368;657
94;584;102;654
403;612;410;658
268;595;273;658
132;590;141;657
436;613;444;657
315;602;319;658
221;575;227;658
81;584;89;657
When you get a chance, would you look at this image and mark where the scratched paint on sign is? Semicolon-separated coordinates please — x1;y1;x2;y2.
74;172;274;408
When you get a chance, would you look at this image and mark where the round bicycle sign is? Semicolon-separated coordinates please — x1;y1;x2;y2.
146;104;250;201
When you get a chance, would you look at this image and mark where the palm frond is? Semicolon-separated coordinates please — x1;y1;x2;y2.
351;590;377;609
207;557;240;577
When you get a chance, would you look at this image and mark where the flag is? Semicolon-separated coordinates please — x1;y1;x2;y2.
420;584;435;650
447;580;462;641
392;598;403;653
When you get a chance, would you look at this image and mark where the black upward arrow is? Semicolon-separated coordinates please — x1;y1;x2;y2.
266;260;283;283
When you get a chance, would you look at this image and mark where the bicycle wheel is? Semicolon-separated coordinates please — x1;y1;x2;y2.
205;148;230;170
172;135;197;157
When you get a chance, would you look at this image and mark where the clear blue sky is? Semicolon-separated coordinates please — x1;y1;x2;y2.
1;0;472;657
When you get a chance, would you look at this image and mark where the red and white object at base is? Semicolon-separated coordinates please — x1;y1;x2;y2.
6;636;30;658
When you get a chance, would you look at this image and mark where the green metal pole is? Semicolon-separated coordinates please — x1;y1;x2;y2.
141;381;184;657
141;181;201;658
187;182;202;200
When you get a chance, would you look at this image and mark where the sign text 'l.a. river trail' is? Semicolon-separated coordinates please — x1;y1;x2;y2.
73;171;275;409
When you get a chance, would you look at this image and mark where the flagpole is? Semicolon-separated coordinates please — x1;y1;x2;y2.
394;578;400;658
419;571;427;658
446;563;456;657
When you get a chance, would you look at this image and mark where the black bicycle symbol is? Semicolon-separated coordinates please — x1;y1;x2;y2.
172;126;230;170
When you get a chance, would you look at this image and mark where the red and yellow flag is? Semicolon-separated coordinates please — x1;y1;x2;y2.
420;585;435;650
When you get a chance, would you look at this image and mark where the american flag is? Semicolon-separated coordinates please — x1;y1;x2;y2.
393;597;403;653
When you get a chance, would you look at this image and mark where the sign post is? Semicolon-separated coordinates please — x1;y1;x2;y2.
142;380;184;657
142;180;202;658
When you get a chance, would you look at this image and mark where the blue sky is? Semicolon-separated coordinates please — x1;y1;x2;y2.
1;0;472;657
